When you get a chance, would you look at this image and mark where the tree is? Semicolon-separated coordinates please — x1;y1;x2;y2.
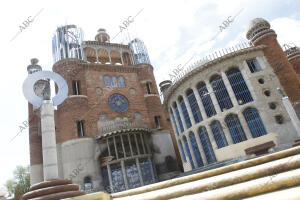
5;166;30;197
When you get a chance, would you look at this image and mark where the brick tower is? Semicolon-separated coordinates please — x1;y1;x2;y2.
246;18;300;118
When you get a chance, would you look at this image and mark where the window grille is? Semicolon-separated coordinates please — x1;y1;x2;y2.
225;114;247;144
198;127;217;164
210;120;228;148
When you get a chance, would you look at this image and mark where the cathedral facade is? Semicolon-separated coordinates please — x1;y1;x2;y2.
28;27;180;193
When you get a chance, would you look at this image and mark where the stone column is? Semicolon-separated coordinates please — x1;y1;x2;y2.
121;161;128;189
192;86;208;120
41;100;59;181
183;95;196;125
207;127;218;150
120;51;124;65
127;134;134;156
241;62;257;101
107;165;113;192
108;51;112;63
193;129;207;165
136;158;144;186
221;72;238;107
222;123;234;145
205;80;222;113
139;134;146;154
113;136;119;159
120;135;126;158
238;112;253;140
95;48;99;63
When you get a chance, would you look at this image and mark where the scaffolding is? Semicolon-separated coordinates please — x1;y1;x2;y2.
52;25;84;63
129;38;151;65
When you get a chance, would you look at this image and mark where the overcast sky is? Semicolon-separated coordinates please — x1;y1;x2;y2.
0;0;299;191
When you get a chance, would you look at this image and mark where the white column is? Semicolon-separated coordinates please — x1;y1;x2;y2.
222;122;234;145
183;95;195;125
238;112;253;140
107;165;113;192
95;48;99;63
176;100;187;130
120;51;124;65
139;134;146;154
192;86;207;120
206;127;218;150
127;134;134;156
194;129;207;165
120;135;126;158
113;136;119;159
205;80;222;113
221;72;238;107
106;139;111;156
186;133;197;167
171;107;181;137
41;100;58;181
108;51;112;63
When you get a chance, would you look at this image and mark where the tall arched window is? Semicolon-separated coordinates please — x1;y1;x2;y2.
178;140;186;162
243;107;267;138
197;82;217;118
104;76;111;87
118;76;126;87
170;108;180;136
210;120;228;148
225;114;247;144
198;127;216;164
189;132;204;167
179;96;192;129
186;89;203;123
183;136;195;169
226;68;253;105
173;102;184;133
112;76;118;87
210;75;233;112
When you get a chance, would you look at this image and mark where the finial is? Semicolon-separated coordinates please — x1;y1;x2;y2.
31;58;39;65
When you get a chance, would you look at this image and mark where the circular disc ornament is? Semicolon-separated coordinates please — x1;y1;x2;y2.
23;70;68;107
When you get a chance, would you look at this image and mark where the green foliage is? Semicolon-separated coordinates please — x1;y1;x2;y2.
5;166;30;197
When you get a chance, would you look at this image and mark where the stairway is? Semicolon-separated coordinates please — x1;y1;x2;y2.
110;146;300;200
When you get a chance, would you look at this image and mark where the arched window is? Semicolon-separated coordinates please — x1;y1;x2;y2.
226;68;253;105
197;82;217;118
173;102;184;133
183;136;195;169
225;114;247;144
186;89;203;123
198;127;216;164
189;132;204;167
118;76;126;87
210;121;228;148
112;76;118;87
243;107;267;138
84;177;92;191
179;96;192;129
210;75;233;112
170;108;179;136
178;140;186;162
104;76;111;87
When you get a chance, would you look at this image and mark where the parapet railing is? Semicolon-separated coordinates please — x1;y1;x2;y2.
171;42;253;85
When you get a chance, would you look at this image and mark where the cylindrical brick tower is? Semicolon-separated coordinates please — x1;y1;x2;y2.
246;18;300;118
285;46;300;77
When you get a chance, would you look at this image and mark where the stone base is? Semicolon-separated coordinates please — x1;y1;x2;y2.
22;179;85;200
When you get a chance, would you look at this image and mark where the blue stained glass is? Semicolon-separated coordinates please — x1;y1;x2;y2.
179;97;192;128
183;136;195;169
187;91;203;123
197;85;217;118
243;107;267;138
118;76;126;87
174;104;184;133
198;127;217;164
104;76;111;87
189;132;204;167
225;114;247;144
125;161;141;189
210;76;233;111
139;158;154;185
210;120;228;148
110;164;126;192
226;69;253;105
109;94;129;113
101;166;111;193
179;140;187;162
170;109;180;136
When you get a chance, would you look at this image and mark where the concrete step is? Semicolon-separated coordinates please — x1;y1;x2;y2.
112;146;300;200
171;168;300;200
243;186;300;200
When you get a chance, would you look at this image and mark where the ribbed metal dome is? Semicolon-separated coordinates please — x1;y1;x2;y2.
246;18;270;40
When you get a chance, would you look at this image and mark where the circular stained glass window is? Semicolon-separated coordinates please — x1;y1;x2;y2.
109;94;129;113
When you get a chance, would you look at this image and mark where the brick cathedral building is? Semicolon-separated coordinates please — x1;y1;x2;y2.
27;27;180;193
